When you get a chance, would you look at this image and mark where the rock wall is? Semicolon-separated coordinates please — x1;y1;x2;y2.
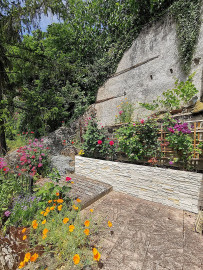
75;156;203;213
95;14;203;127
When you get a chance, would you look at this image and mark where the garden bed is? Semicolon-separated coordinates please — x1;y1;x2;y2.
75;156;203;213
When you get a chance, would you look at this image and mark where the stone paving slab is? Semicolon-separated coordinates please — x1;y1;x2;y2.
81;191;203;270
36;173;113;210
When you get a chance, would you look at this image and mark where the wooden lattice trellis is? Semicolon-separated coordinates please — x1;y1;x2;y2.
159;120;203;168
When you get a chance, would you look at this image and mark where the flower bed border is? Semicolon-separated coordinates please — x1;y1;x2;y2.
75;156;203;213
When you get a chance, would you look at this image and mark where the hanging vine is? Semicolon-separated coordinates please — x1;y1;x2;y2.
170;0;202;74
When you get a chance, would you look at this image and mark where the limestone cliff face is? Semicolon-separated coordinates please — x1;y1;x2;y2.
95;14;203;127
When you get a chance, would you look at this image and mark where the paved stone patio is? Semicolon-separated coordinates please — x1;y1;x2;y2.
82;190;203;270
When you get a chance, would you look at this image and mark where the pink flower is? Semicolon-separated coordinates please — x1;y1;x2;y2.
169;161;173;165
31;155;35;159
98;140;102;145
41;153;45;156
39;157;42;161
119;111;123;115
31;131;34;134
140;119;145;124
18;173;21;176
109;141;114;146
66;177;72;182
133;123;135;126
41;139;44;142
38;163;43;168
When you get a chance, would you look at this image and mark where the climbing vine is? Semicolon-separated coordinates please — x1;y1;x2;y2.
170;0;202;74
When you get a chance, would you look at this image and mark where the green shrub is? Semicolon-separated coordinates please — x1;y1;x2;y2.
116;118;160;161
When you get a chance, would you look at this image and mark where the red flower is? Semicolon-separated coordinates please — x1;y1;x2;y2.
31;131;34;134
140;119;145;124
3;168;6;171
109;141;114;146
98;140;102;145
66;177;72;182
71;141;74;144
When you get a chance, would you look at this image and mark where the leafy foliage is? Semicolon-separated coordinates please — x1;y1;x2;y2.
139;74;198;111
116;118;160;161
170;0;202;74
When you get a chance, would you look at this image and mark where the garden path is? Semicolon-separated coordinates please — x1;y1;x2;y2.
81;191;203;270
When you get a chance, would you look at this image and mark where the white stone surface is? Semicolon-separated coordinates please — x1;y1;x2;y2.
95;13;203;126
75;156;203;213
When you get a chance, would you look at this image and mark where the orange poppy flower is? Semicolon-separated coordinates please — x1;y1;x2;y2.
73;254;80;264
23;235;27;240
63;217;69;224
56;192;59;196
32;220;38;229
18;261;25;269
84;228;89;236
69;225;75;232
50;206;55;210
48;200;52;203
108;221;112;227
30;253;39;262
43;228;49;235
84;220;90;227
72;205;78;210
92;248;101;261
53;203;56;206
24;252;31;262
57;199;63;203
42;234;47;239
58;205;62;211
53;200;57;202
21;228;26;234
76;198;81;203
42;219;46;225
90;209;94;213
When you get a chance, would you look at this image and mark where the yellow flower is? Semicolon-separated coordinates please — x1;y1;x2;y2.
93;248;101;261
108;221;112;227
40;211;45;215
23;235;27;240
48;200;52;203
57;199;63;203
115;115;118;117
76;198;81;203
50;206;55;210
30;253;39;262
78;150;84;155
90;209;94;213
46;207;50;212
58;204;62;211
69;225;75;232
44;212;48;217
21;228;26;234
71;181;74;184
84;220;90;227
84;228;89;236
63;217;69;224
32;220;38;229
42;234;47;239
24;252;31;262
72;204;78;210
73;254;80;265
18;261;25;269
43;228;49;235
42;219;46;225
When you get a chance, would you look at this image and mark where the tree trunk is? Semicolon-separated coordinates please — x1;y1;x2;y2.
0;120;7;155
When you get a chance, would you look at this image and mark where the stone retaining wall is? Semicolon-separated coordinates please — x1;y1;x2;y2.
75;156;203;213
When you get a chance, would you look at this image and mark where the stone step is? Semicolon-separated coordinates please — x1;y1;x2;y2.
66;173;113;209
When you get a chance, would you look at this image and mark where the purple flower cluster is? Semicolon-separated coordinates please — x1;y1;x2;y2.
12;194;41;214
168;122;191;134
